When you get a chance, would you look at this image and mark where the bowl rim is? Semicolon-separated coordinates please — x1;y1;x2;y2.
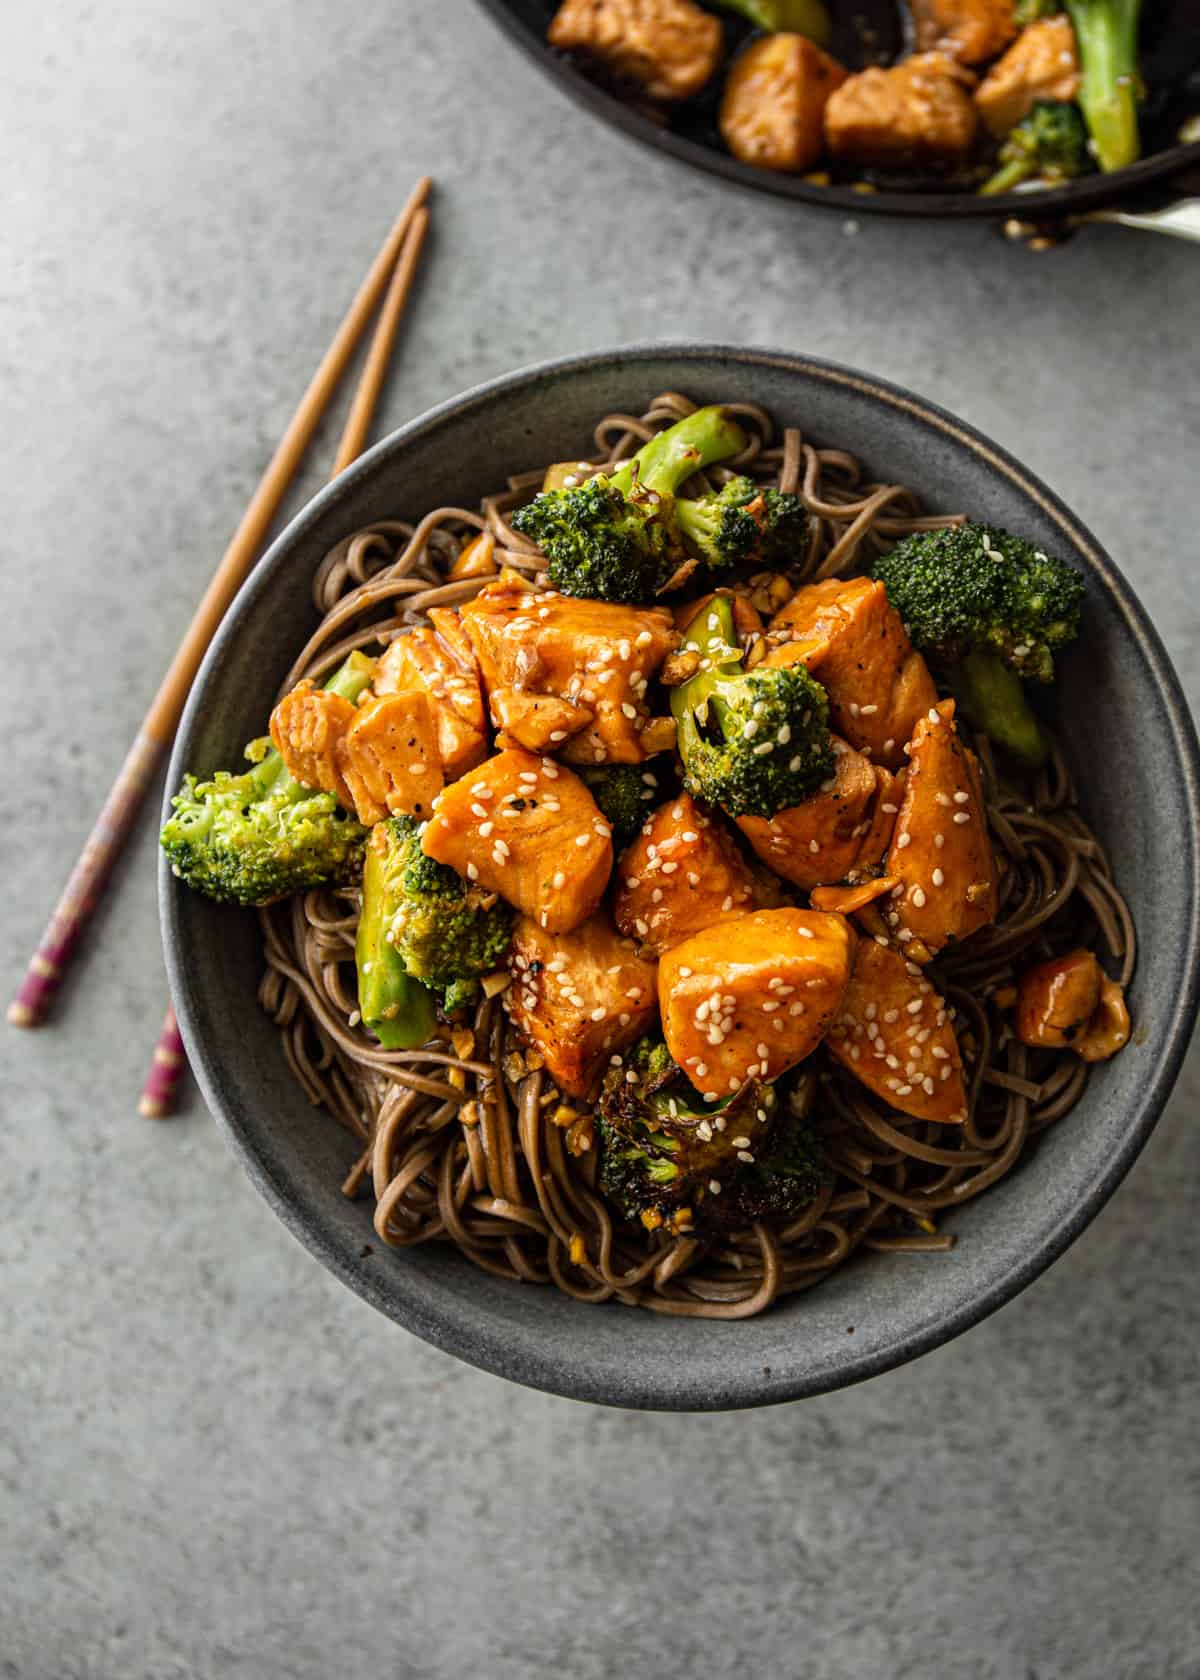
473;0;1200;220
162;343;1200;1410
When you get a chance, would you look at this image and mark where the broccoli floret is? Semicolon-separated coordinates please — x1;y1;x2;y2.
597;1037;780;1228
1065;0;1141;172
676;476;811;576
579;764;661;850
597;1038;827;1231
670;595;834;819
981;101;1089;195
873;522;1085;769
511;406;748;604
714;0;832;45
160;652;375;906
358;817;514;1039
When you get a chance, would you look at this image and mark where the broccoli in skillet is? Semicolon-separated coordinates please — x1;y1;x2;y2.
579;763;661;851
670;594;834;819
676;475;811;576
356;816;513;1047
981;100;1089;195
510;406;748;604
1066;0;1142;174
160;652;374;906
715;0;832;44
596;1037;826;1232
873;522;1085;769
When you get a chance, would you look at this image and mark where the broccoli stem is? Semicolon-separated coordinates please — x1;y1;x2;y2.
609;407;747;502
671;595;745;721
250;650;377;799
980;155;1035;196
356;829;438;1051
1065;0;1141;173
957;648;1049;771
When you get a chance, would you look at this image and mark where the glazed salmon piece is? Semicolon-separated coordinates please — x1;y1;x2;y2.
547;0;724;102
374;607;488;783
767;576;938;770
737;737;901;889
337;692;443;825
885;699;997;956
421;748;612;935
505;912;658;1097
975;15;1079;138
658;908;853;1099
269;683;356;808
824;54;978;170
909;0;1016;65
614;793;762;957
825;939;968;1123
809;876;900;917
1015;948;1130;1063
720;33;848;173
460;577;675;765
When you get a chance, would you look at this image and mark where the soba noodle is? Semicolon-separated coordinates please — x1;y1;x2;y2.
257;392;1135;1318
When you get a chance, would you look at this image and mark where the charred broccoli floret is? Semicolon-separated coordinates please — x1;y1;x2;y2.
1066;0;1142;174
676;476;811;576
715;0;831;45
579;763;661;850
596;1038;827;1232
670;594;834;818
356;816;514;1046
981;100;1089;195
873;522;1085;769
511;406;748;603
160;652;374;906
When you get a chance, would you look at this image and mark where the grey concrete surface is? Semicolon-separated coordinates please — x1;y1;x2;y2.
2;2;1198;1675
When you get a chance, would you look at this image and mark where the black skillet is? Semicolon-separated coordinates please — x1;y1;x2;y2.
476;0;1200;222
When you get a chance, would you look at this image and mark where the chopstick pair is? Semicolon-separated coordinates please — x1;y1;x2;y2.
5;180;433;1108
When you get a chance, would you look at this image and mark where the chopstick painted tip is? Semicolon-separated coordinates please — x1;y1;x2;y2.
139;1005;187;1119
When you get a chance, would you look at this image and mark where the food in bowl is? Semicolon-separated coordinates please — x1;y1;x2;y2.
162;391;1134;1319
543;0;1166;193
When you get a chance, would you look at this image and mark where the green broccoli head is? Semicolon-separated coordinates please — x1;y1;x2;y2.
597;1038;827;1231
676;476;811;576
981;100;1089;195
873;522;1084;684
670;595;834;819
579;763;663;851
160;652;376;906
376;815;514;1012
511;405;748;604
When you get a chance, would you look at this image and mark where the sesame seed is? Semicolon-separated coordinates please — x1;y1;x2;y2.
695;1062;708;1077
575;833;590;846
896;832;911;849
552;870;565;889
932;867;945;886
859;703;878;716
881;802;898;814
935;833;945;849
742;720;759;740
935;793;952;807
953;812;971;825
548;730;567;743
953;790;969;804
906;999;923;1015
661;861;678;874
703;1091;719;1102
736;1150;755;1163
798;926;814;939
466;863;478;881
708;1179;722;1195
479;821;494;837
912;887;927;908
757;1042;769;1059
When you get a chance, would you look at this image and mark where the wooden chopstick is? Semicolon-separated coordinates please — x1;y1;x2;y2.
138;206;433;1119
8;179;432;1032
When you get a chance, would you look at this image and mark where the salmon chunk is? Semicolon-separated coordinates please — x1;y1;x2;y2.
825;939;968;1123
505;912;658;1097
658;908;854;1098
461;577;675;765
337;692;443;824
720;34;848;173
1015;948;1130;1062
909;0;1016;65
374;607;487;783
548;0;724;102
615;793;762;956
420;748;613;935
269;683;356;808
767;577;938;771
885;699;997;957
825;53;978;170
975;16;1079;138
737;737;900;889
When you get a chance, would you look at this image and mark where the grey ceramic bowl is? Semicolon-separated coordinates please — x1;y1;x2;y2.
161;346;1200;1412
